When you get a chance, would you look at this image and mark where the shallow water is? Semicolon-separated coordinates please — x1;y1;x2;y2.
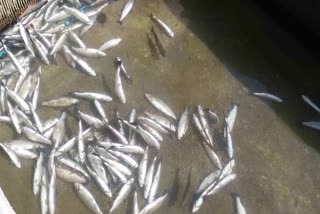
0;0;320;213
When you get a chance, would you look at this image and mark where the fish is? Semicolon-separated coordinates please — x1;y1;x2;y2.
71;47;106;58
115;57;132;83
0;143;21;168
74;183;103;214
33;152;44;195
18;22;35;56
56;166;87;183
86;165;112;197
150;13;174;38
68;50;97;76
226;103;238;132
40;168;49;214
302;121;320;131
195;169;221;196
7;102;22;134
0;42;27;76
98;38;122;51
48;164;56;214
138;116;169;135
67;27;86;48
133;191;139;214
114;63;126;103
145;93;176;120
63;6;92;24
41;97;80;107
252;92;283;103
21;126;51;145
50;32;67;55
109;178;134;213
148;161;161;202
150;26;166;57
177;106;189;140
139;193;168;214
94;100;108;122
119;0;135;23
144;156;157;199
29;102;43;132
193;114;210;145
302;95;320;113
78;120;85;163
72;92;112;102
144;111;176;132
207;174;237;196
225;120;233;159
197;105;213;146
232;192;247;214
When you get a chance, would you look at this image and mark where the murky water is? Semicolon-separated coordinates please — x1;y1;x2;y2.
0;0;320;213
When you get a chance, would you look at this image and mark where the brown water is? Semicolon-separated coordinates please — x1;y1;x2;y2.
0;0;320;213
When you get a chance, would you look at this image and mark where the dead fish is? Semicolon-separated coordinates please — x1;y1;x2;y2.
148;161;161;203
21;126;51;145
115;57;132;83
7;103;22;134
197;105;213;146
205;108;219;124
201;141;222;169
72;92;112;102
232;192;247;214
33;152;44;195
0;143;21;168
18;22;35;56
41;97;79;107
144;112;176;132
56;166;87;183
109;178;134;213
302;121;320;131
302;95;320;113
195;169;221;196
78;120;85;163
114;63;126;103
139;192;168;214
41;168;49;214
6;87;30;114
133;191;139;214
150;26;166;57
71;47;106;58
5;139;45;150
145;93;176;120
207;174;237;196
0;42;27;76
252;92;283;103
74;183;103;214
177;106;189;140
98;38;122;51
12;148;38;159
79;111;104;128
63;6;92;24
181;167;192;207
29;102;43;133
138;116;169;135
69;53;97;76
48;164;56;214
226;103;238;132
192;114;210;145
86;165;112;197
67;27;86;48
119;0;135;23
138;147;148;188
50;32;67;55
150;13;174;38
144;156;157;199
137;125;160;149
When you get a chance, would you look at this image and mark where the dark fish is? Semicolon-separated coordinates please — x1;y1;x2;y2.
146;32;158;58
168;169;179;207
181;167;192;208
151;26;166;57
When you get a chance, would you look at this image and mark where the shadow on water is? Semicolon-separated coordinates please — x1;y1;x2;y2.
165;0;320;152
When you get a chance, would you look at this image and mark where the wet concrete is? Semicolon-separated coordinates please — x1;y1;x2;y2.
0;0;320;213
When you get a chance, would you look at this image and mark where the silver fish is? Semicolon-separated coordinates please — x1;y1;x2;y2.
71;47;106;58
139;193;168;214
105;163;128;184
52;112;66;148
67;28;86;48
144;156;157;199
69;53;97;76
138;116;169;135
62;45;76;68
193;114;210;144
47;11;70;23
74;183;103;214
108;150;138;168
78;120;85;163
150;13;174;38
197;105;213;145
114;63;126;103
252;92;283;103
86;165;112;197
302;121;320;131
140;123;163;142
63;6;91;24
6;88;30;114
18;23;35;56
148;161;161;203
7;103;21;134
101;156;132;176
144;112;176;132
201;141;222;169
137;125;160;149
57;157;89;179
145;93;176;120
232;192;247;214
98;38;122;51
72;92;112;102
195;169;221;195
21;126;51;145
12;148;38;159
119;0;135;23
226;123;233;159
133;191;139;214
94;100;108;122
0;42;27;76
50;32;67;55
42;97;79;107
177;106;189;140
29;102;43;133
109;178;134;213
0;143;21;168
56;166;87;183
33;152;44;195
226;103;238;132
105;124;129;144
48;164;56;214
5;139;45;150
207;174;237;196
302;95;320;113
40;168;49;214
79;111;104;128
